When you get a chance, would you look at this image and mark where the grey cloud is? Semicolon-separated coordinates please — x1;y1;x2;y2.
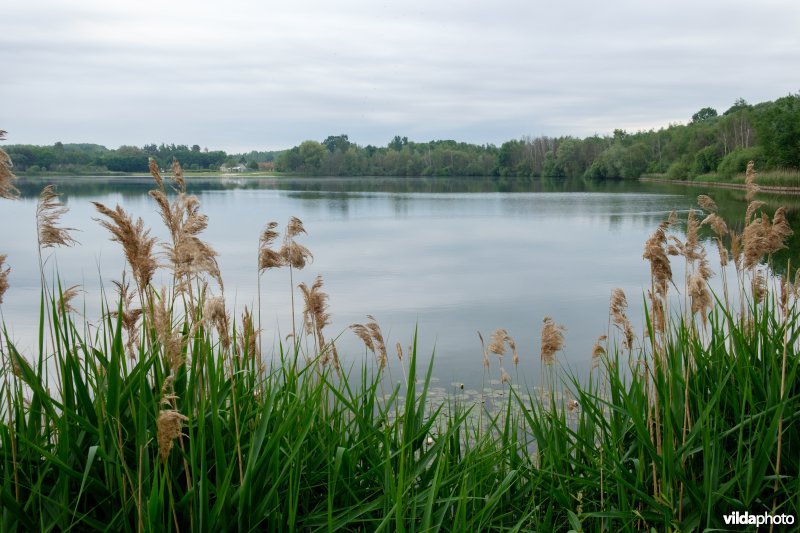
1;0;799;150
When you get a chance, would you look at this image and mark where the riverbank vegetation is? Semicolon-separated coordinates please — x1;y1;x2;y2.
2;132;799;529
4;93;800;184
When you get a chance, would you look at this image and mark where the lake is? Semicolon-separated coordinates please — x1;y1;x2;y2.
1;175;796;390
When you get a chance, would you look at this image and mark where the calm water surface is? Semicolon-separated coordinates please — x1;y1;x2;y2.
2;176;795;389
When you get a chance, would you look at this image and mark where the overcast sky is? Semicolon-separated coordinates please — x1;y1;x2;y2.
1;0;798;152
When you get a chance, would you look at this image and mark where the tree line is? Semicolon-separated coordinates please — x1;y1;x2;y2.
5;93;798;179
276;94;800;179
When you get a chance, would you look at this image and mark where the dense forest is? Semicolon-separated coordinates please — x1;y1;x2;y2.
4;94;799;180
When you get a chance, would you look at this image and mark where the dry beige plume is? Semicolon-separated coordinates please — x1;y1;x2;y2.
37;185;79;248
730;231;743;271
609;288;635;351
540;316;565;365
93;202;158;291
57;285;81;317
0;254;10;304
0;129;19;200
643;213;675;297
366;317;388;370
488;328;508;357
591;335;607;368
745;201;766;224
648;288;666;334
164;195;223;290
506;332;519;366
743;213;770;270
149;158;163;190
258;221;284;272
500;368;511;384
701;213;728;237
714;238;729;268
395;341;404;362
752;271;767;305
281;217;313;269
171;159;186;193
767;207;793;254
697;195;718;213
157;409;188;463
688;272;712;325
237;306;261;363
286;216;307;238
203;296;231;351
745;160;760;202
350;315;387;369
683;210;702;263
478;331;490;370
298;276;332;362
350;323;375;353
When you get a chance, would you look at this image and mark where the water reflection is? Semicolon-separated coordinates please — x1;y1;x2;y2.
5;175;800;388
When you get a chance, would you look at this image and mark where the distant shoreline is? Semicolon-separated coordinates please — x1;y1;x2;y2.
639;176;800;195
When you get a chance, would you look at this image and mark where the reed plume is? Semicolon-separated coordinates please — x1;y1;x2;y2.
477;331;490;370
540;316;565;365
701;213;728;238
488;328;508;359
203;296;231;351
697;195;718;213
0;129;19;200
149;158;163;190
643;212;675;297
745;160;760;202
688;272;712;325
164;194;223;292
258;221;283;272
298;276;332;365
609;288;635;351
237;307;260;364
92;202;158;292
56;285;81;317
37;185;79;248
591;335;607;369
157;409;188;463
350;316;387;370
280;218;313;270
171;159;186;193
0;254;10;304
767;207;793;254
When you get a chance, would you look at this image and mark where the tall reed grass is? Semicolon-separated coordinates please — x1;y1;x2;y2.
0;151;798;530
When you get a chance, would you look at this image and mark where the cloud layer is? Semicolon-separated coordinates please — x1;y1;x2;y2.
2;0;798;151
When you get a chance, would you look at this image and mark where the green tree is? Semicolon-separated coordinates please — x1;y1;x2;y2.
691;107;718;124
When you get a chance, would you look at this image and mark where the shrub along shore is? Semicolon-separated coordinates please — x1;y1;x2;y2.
1;149;798;530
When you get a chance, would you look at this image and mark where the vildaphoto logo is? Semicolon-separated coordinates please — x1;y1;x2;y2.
722;511;795;527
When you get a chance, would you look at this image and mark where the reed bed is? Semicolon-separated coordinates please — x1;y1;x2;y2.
0;152;799;531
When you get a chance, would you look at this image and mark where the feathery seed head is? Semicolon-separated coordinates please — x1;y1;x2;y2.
0;129;19;200
697;194;718;213
540;316;565;365
93;202;158;291
157;409;188;463
171;159;186;193
149;158;163;190
37;185;79;248
0;254;10;304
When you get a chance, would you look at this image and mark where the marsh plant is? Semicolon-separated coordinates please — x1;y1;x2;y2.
0;144;798;531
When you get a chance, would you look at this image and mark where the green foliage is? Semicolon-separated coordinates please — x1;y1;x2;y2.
691;106;718;123
667;159;690;180
756;93;800;168
717;146;765;179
